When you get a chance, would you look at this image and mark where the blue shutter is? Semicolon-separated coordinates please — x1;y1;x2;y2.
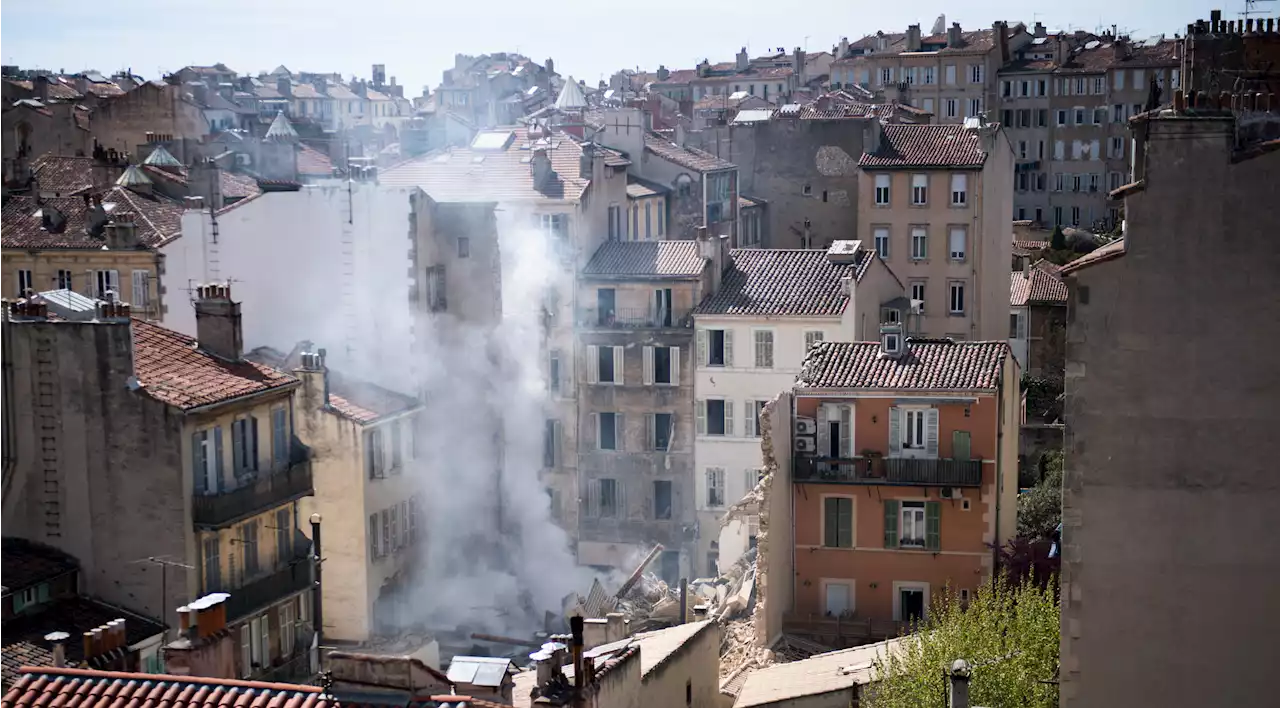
214;427;225;492
193;432;207;494
249;416;259;473
273;409;288;468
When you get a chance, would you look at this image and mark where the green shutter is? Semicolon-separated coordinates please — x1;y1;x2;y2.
926;501;942;551
953;430;971;460
884;499;900;549
824;498;838;547
838;498;853;548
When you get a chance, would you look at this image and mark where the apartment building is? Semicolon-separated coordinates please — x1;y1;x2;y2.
774;336;1019;628
997;30;1063;223
691;242;904;575
1008;259;1068;377
830;22;1029;124
1;287;317;683
247;345;424;644
574;239;711;580
857;122;1013;340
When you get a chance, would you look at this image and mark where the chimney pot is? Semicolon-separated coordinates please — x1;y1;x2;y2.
44;632;70;667
83;632;94;660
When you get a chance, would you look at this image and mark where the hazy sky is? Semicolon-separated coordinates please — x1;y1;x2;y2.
2;0;1233;95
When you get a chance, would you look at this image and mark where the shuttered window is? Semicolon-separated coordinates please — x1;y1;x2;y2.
823;497;854;548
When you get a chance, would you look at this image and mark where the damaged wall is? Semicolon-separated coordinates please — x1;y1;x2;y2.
754;391;794;648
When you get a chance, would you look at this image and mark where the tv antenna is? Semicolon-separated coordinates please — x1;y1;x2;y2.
130;556;194;640
1241;0;1277;20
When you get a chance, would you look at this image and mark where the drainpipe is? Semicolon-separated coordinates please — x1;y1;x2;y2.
310;513;324;654
992;366;1005;585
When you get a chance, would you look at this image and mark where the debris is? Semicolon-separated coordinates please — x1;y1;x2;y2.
613;544;664;600
469;633;544;648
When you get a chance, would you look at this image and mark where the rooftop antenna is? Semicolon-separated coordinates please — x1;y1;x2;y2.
130;555;194;641
1240;0;1277;19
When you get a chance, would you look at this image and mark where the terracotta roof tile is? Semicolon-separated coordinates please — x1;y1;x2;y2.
643;133;734;172
1;538;77;591
1059;238;1126;274
5;78;83;101
3;667;335;708
297;144;333;177
325;380;421;425
694;247;877;317
1;189;182;250
859;124;988;169
3;597;166;687
221;170;262;199
131;319;297;410
582;241;706;278
1010;261;1068;306
625;176;666;198
1013;239;1050;251
30;155;95;195
797;340;1009;391
289;83;325;99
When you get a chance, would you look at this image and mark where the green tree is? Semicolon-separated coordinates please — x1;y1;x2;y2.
1049;225;1067;251
1018;451;1063;541
867;577;1060;708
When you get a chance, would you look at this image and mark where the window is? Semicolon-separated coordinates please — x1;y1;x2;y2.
700;398;732;436
910;174;927;205
1089;173;1100;193
1074;107;1086;125
969;64;983;84
805;330;825;350
538;213;569;241
910;227;927;260
543;419;559;467
632;204;639;235
944;65;956;85
823;497;854;548
1109;171;1123;191
1002;80;1012;97
231;417;258;478
653;480;672;519
599;478;619;517
1133;69;1145;88
1114;70;1125;90
94;269;120;299
457;236;470;258
1020;80;1030;97
366;428;385;478
1071;206;1082;226
923;67;935;84
900;501;927;547
1010;312;1025;339
948;227;966;261
1054;140;1065;161
644;201;652;239
1036;108;1048;127
646;345;677;385
874;174;890;205
1072;174;1083;192
903;409;927;450
967;98;981;117
881;307;901;324
1055;109;1067;127
879;67;893;85
802;184;812;196
1090;139;1101;161
239;520;260;577
1017;140;1027;160
1001;109;1013;127
279;602;296;657
425;265;446;312
202;537;221;590
949;281;965;314
744;399;768;438
1171;68;1181;89
271;407;288;469
1093;76;1105;94
1093;107;1106;125
706;468;725;507
588;344;623;384
945;99;958;118
1054;206;1064;226
275;507;291;561
753;329;774;368
1075;77;1086;95
1110;136;1125;159
548;350;561;393
597;412;622;450
57;269;73;290
700;328;732;367
910;282;926;311
390;421;403;471
921;97;934;114
873;227;890;258
1054;173;1064;192
950;173;967;205
1132;103;1143;117
651;412;673;451
14;269;31;296
1113;104;1124;123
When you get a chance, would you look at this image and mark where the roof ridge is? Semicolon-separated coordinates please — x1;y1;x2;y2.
11;665;325;692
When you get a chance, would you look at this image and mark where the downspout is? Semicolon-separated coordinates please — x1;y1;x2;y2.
992;363;1005;586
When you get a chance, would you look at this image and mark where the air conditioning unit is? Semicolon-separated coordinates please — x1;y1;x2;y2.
794;417;817;436
794;436;817;453
940;487;962;499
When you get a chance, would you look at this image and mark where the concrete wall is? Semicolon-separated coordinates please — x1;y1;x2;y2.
1026;302;1066;378
92;83;210;155
756;392;793;646
2;104;91;169
1;247;163;319
642;622;721;708
1;318;191;622
596;648;642;708
1059;113;1280;707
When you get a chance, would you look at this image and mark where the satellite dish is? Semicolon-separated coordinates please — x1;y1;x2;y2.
931;14;946;35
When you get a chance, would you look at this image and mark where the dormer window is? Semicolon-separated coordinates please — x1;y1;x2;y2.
882;331;902;356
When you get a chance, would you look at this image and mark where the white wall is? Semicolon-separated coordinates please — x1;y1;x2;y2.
164;183;418;392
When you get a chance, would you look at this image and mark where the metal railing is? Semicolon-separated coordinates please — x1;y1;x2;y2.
223;552;313;622
794;456;982;487
193;444;314;529
577;307;691;329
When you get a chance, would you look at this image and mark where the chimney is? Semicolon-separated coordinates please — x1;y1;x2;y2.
44;632;70;667
105;212;140;250
995;21;1010;62
194;283;243;361
880;321;905;358
546;57;555;75
277;78;292;97
948;22;963;48
736;47;749;71
657;65;670;82
297;347;330;408
793;47;806;84
948;659;971;708
1054;34;1067;67
83;632;95;661
34;74;49;102
838;37;850;58
1113;37;1130;62
570;616;585;700
530;147;553;191
579;142;595;180
906;24;922;52
697;59;710;78
1034;21;1046;38
697;226;728;294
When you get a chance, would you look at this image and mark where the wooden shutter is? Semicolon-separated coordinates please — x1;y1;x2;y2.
667;414;677;450
249;416;259;472
614;413;625;452
587;413;598;451
697;329;708;366
617;479;628;519
643;346;655;385
613;347;625;385
839;405;853;458
645;414;655;451
724;400;734;436
586;479;599;518
670;346;680;385
587;346;599;383
952;431;971;461
925;408;939;457
193;432;207;494
925;501;941;551
723;329;734;366
369;515;379;558
744;401;756;437
214;427;225;491
888;406;902;455
553;421;563;466
839;499;853;547
696;400;707;435
240;625;252;678
884;500;900;548
823;497;839;547
131;270;150;307
816;405;830;457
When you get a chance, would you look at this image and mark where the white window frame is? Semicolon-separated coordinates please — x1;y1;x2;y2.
874;174;890;206
902;406;929;455
945;98;957;118
873;227;890;259
910;227;927;261
910;174;927;205
822;579;855;616
948;227;967;262
705;467;726;508
944;65;956;85
899;502;928;549
805;330;825;351
949;280;966;315
892;581;931;622
752;328;775;369
949;173;967;206
969;64;983;84
910;281;926;312
16;269;33;296
697;397;733;437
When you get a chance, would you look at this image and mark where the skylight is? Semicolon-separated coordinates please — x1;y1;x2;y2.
471;130;516;151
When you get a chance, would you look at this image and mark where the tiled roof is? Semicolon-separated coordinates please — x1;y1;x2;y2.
297;144;334;176
582;241;707;279
626;175;667;198
326;84;359;100
3;598;166;687
643;133;734;172
796;340;1009;391
380;127;594;203
735;636;907;707
289;83;325;99
1;538;77;592
859;124;988;169
694;247;878;317
1;189;182;250
1060;238;1126;274
1013;239;1050;251
325;379;422;425
5;78;83;101
31;155;95;195
131;319;297;410
654;69;700;85
1011;261;1068;306
81;80;124;98
221;170;263;199
3;668;335;708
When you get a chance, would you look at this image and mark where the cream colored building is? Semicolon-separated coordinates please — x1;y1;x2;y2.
857;122;1013;340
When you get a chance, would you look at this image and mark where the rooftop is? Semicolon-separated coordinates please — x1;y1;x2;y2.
643;132;735;172
734;636;907;707
2;598;167;687
796;340;1010;391
625;175;668;198
297;143;334;177
244;347;419;425
1059;237;1127;274
1;189;183;250
30;155;95;195
1;538;77;592
582;241;707;279
1011;260;1069;306
2;667;335;708
694;246;881;317
131;319;298;410
859;124;989;169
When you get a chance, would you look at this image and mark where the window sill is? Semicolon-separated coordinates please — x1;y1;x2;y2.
948;312;967;317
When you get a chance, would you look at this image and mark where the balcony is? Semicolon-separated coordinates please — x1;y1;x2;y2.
793;455;982;487
577;307;691;330
193;445;314;529
223;552;314;622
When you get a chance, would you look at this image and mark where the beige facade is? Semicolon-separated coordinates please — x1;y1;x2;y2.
857;130;1013;340
1;247;163;318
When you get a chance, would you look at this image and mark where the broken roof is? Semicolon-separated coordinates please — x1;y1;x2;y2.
694;247;881;317
582;241;707;279
2;538;78;592
797;340;1010;391
1059;237;1126;274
